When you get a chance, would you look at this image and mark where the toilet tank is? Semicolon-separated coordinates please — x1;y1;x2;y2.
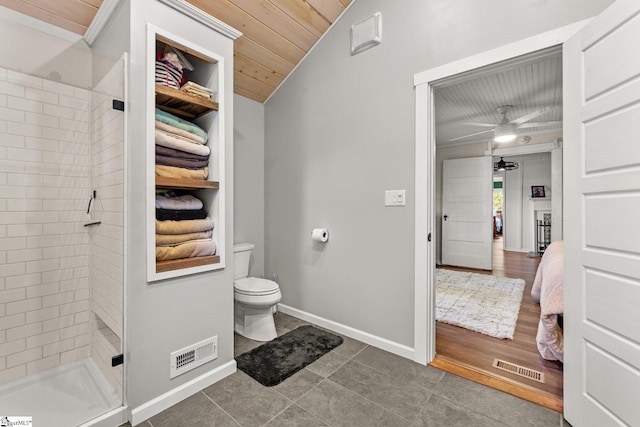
233;243;254;280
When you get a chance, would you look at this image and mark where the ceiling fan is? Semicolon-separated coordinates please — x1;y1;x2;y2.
494;157;518;172
451;105;562;142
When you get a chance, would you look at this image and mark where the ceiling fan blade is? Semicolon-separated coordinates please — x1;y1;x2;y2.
461;122;495;127
449;129;493;141
510;106;558;125
518;120;562;128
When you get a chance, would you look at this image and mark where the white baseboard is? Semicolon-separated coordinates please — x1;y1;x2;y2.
130;360;236;426
277;304;415;360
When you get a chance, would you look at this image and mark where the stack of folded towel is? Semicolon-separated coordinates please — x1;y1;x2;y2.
155;192;216;261
181;81;215;100
155;108;210;180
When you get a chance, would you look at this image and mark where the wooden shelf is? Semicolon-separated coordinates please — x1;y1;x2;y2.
156;176;219;190
156;255;220;273
155;84;218;119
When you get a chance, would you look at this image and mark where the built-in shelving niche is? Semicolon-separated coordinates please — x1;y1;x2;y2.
147;25;226;282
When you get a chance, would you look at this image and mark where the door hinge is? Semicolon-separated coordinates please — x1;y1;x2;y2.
112;354;124;367
428;232;432;242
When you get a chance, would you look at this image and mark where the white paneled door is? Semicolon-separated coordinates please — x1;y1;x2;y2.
563;0;640;425
441;156;493;270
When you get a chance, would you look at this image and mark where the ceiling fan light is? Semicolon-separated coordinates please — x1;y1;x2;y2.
494;123;517;143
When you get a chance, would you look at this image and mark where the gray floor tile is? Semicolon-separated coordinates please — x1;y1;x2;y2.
329;360;432;421
353;346;445;390
274;313;310;334
305;350;349;378
434;373;561;427
148;391;239;427
265;404;328;426
328;334;367;359
234;333;263;357
272;368;323;401
203;370;290;427
414;394;508;427
297;379;412;427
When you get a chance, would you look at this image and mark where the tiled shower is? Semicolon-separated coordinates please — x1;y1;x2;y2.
0;57;124;425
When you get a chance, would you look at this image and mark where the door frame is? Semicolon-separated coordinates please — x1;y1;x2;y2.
412;19;589;365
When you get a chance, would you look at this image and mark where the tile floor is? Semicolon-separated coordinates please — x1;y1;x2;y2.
129;313;567;427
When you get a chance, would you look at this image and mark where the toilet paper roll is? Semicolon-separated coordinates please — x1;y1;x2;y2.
311;228;329;243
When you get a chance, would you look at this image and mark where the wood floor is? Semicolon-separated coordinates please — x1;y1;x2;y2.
434;237;564;412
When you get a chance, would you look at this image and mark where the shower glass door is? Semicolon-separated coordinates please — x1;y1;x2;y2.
0;49;125;427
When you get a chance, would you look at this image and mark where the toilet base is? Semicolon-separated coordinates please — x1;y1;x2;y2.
234;302;278;342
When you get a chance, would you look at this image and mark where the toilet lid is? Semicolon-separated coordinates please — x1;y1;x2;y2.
234;277;280;296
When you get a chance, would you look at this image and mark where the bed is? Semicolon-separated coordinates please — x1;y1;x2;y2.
531;240;564;362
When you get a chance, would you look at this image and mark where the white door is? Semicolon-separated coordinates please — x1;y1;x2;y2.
564;0;640;425
441;156;493;270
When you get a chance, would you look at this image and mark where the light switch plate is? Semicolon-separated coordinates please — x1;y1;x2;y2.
385;190;406;206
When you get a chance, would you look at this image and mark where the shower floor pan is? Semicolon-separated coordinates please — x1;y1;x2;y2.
0;358;120;427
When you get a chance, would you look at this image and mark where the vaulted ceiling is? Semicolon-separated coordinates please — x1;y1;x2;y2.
0;0;353;103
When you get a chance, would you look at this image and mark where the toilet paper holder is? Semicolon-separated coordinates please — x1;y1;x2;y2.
311;228;329;243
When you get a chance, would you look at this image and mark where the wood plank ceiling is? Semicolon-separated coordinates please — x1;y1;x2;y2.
434;48;563;147
0;0;353;103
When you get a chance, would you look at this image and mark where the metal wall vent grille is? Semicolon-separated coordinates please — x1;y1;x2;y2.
492;358;545;383
170;336;217;378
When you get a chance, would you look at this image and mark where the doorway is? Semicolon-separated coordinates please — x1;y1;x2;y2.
412;22;582;409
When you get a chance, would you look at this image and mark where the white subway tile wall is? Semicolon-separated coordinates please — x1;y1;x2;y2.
0;67;91;385
90;60;124;401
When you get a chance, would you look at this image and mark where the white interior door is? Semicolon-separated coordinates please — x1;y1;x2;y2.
442;156;492;270
564;1;640;425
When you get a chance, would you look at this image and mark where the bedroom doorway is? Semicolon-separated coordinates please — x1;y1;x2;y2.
413;23;577;410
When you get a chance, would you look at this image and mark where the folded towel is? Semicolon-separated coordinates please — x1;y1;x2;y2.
156;154;209;169
156;144;208;161
155;108;208;143
155;164;208;180
157;238;213;247
156;229;213;246
156;120;205;144
155;193;203;210
181;81;214;94
156;208;207;221
181;87;213;99
156;217;214;235
156;239;217;261
156;129;211;157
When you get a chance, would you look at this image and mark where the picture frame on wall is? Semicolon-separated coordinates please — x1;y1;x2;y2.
531;185;546;198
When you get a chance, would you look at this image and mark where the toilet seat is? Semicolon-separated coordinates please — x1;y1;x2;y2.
234;277;279;296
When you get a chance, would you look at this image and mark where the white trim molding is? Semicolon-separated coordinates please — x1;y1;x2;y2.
84;0;122;45
278;304;415;360
412;19;591;365
157;0;242;40
130;360;236;425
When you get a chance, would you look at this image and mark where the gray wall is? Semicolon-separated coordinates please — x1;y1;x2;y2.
234;94;265;277
265;0;614;348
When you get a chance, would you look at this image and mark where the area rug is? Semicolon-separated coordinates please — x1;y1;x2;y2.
436;269;525;339
236;325;343;386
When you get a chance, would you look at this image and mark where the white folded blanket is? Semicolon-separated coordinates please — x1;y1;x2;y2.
155;194;203;210
155;129;210;156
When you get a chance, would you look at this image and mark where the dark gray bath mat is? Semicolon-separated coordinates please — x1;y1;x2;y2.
236;325;343;386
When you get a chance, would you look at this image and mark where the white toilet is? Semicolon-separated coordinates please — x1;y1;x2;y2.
233;243;281;341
